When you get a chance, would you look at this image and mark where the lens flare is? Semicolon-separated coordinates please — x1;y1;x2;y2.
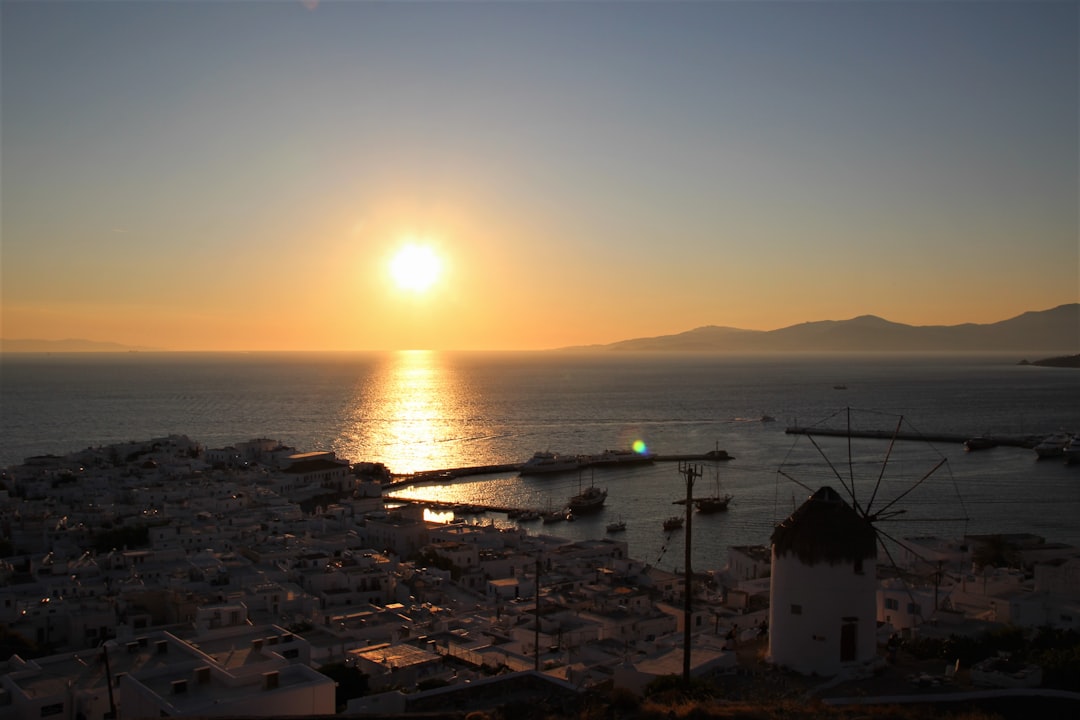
632;439;648;454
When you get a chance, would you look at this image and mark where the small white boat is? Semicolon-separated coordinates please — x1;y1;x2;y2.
606;518;626;533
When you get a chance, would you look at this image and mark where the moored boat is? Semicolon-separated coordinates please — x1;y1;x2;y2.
695;468;732;513
1034;433;1070;459
663;515;684;532
963;436;997;452
542;508;571;524
695;493;732;513
567;485;607;514
1064;435;1080;465
606;518;626;533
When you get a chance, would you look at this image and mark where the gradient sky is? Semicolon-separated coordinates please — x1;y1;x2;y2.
2;0;1077;351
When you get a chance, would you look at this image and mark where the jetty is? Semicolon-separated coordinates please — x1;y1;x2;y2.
784;426;1043;449
387;450;734;489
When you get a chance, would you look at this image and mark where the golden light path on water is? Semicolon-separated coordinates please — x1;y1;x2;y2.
336;351;481;510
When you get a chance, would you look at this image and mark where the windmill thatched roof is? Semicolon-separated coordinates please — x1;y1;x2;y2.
771;486;877;566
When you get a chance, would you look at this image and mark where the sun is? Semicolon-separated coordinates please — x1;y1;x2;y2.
389;243;442;293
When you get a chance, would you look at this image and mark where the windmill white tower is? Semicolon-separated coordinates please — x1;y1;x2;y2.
766;407;968;677
767;486;878;676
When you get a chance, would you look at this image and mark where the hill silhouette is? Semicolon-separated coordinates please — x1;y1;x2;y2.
570;304;1079;354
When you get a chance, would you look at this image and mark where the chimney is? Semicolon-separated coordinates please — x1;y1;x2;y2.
262;671;279;691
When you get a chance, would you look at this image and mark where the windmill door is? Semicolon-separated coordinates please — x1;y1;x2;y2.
840;618;858;662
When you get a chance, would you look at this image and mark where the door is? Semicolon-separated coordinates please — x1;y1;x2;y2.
840;620;857;662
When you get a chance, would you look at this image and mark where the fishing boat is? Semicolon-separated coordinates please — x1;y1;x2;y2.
606;518;626;533
663;515;684;532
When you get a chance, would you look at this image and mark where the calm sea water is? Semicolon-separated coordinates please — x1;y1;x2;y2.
2;351;1078;572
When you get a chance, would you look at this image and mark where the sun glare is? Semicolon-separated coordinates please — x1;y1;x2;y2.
390;243;442;293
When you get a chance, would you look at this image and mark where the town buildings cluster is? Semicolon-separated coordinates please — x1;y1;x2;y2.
1;435;1078;718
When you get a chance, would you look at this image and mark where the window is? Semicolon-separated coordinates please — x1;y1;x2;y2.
790;604;802;615
906;603;921;615
854;558;864;575
885;598;899;610
41;704;64;717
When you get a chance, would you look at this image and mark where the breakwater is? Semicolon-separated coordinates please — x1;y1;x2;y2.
388;450;734;489
784;426;1044;449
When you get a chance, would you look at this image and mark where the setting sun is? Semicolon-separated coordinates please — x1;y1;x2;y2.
390;243;443;293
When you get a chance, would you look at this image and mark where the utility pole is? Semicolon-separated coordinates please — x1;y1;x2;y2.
679;462;700;685
534;555;541;672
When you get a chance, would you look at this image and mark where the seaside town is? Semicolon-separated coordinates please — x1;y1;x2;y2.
1;435;1079;719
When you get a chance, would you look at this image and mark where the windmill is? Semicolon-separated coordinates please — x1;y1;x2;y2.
767;407;969;676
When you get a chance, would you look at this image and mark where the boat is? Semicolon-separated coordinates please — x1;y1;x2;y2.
606;518;626;533
693;465;733;513
1064;435;1080;465
542;508;570;524
663;515;684;532
567;485;607;514
695;492;732;513
760;415;777;423
519;451;582;475
1034;433;1070;459
963;436;997;452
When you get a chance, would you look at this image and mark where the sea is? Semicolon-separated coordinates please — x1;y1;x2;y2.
2;351;1078;574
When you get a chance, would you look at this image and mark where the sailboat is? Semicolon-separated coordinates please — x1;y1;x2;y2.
694;466;732;513
566;470;607;515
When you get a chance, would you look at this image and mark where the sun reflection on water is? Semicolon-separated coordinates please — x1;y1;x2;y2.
337;350;466;476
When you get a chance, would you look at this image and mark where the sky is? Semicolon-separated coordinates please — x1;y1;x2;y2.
2;0;1077;352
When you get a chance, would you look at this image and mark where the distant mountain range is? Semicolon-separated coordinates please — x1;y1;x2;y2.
567;304;1080;354
3;304;1077;354
0;338;160;353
